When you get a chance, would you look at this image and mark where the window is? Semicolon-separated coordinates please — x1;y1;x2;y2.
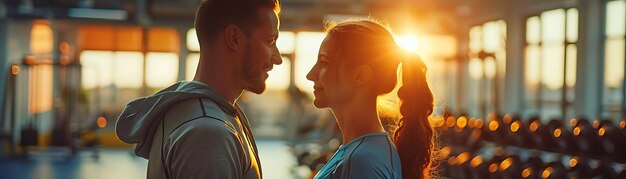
79;26;179;110
603;0;626;119
146;52;179;88
466;20;507;118
186;29;200;81
524;8;578;120
29;20;53;114
295;32;326;97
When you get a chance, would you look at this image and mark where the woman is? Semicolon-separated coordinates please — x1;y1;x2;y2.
306;20;436;179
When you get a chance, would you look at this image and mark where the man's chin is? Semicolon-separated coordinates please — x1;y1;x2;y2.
243;82;266;94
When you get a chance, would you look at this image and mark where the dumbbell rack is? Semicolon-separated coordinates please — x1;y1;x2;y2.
436;114;626;178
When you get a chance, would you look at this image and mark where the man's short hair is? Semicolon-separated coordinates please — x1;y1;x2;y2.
195;0;280;47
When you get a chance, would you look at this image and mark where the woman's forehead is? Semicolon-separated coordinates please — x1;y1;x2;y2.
319;36;339;58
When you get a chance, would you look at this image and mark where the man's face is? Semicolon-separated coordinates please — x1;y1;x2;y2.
241;8;282;94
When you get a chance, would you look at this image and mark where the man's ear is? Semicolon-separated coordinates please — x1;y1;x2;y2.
353;65;372;87
224;25;242;51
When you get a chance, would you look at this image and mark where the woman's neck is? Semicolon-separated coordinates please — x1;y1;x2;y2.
331;97;386;144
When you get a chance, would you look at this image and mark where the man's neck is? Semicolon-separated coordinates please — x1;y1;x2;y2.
194;54;242;104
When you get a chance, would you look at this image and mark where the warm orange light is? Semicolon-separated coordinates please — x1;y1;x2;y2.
573;127;581;136
475;119;484;129
468;118;476;128
569;158;578;167
542;167;553;178
522;168;532;178
457;116;468;128
59;42;71;54
394;35;420;53
448;156;457;165
97;117;107;128
511;121;521;133
446;116;457;128
530;121;540;132
593;120;600;129
570;118;578;127
470;156;483;168
11;65;20;75
489;120;499;131
500;158;513;171
620;120;625;129
489;163;498;173
440;147;451;157
598;127;606;136
456;152;470;164
31;20;53;54
553;128;562;138
503;114;513;124
432;117;445;127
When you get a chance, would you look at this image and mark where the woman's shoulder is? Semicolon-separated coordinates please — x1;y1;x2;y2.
348;133;394;154
341;133;396;167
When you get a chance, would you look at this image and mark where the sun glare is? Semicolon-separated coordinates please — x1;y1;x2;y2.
394;35;420;53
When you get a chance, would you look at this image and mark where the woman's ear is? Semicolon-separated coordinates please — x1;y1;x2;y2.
353;65;372;87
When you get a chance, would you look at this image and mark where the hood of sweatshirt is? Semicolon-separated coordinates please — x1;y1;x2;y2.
115;81;238;159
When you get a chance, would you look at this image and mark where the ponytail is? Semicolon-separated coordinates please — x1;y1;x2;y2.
393;54;435;179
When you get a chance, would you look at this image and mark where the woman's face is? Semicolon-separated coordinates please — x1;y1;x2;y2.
306;35;352;109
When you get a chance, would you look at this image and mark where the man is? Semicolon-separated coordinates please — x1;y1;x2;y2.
115;0;281;178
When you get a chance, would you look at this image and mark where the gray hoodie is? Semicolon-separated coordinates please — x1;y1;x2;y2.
115;81;262;178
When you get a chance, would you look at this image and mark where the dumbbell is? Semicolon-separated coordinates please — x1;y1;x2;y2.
539;161;567;179
497;155;524;179
594;119;626;159
520;156;545;179
500;114;523;146
454;116;476;147
467;154;498;179
451;152;475;179
440;116;457;146
544;119;567;153
527;117;558;151
567;157;595;178
504;117;533;149
571;118;606;155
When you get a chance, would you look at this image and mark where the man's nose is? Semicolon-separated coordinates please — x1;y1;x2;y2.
272;48;282;65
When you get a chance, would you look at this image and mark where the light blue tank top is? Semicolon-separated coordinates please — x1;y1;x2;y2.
314;132;403;179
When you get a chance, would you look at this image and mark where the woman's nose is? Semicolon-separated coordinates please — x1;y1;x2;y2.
306;68;316;82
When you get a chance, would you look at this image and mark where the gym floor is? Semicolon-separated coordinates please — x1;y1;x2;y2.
0;140;299;179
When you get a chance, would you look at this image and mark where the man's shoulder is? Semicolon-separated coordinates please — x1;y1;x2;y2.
175;116;238;137
165;117;241;150
164;98;234;124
